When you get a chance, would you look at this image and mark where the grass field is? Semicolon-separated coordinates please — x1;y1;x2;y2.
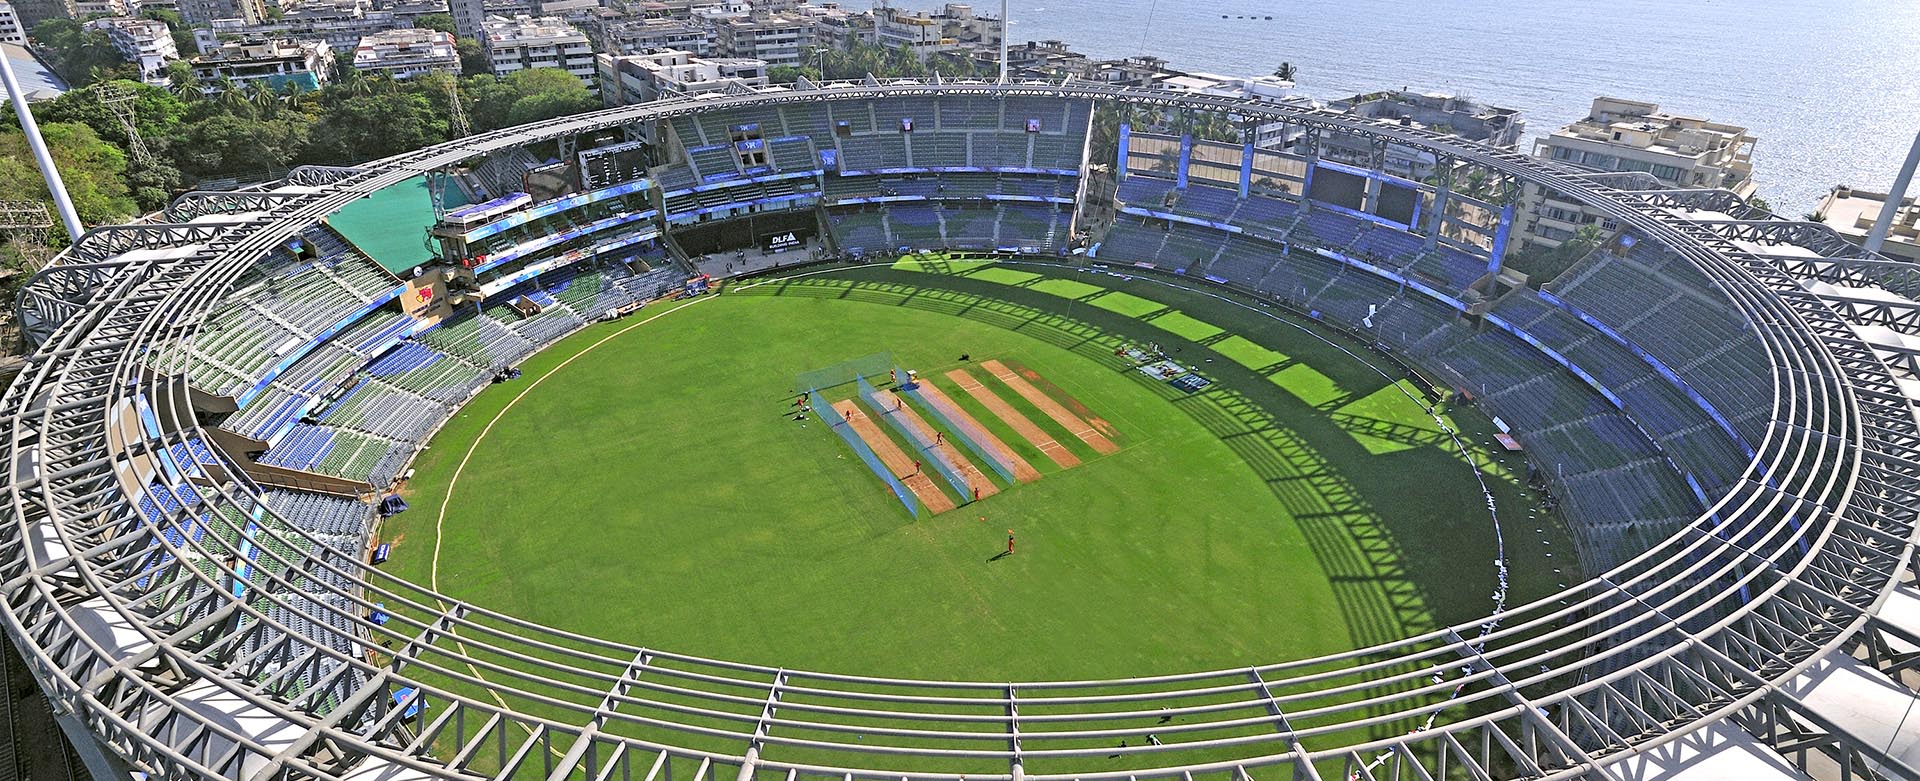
381;257;1574;684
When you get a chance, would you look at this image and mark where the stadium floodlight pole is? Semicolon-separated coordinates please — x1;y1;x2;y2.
998;0;1008;83
1865;127;1920;254
0;49;84;244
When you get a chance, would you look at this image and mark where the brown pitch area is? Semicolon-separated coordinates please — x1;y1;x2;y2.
861;390;1000;499
911;382;1041;483
979;359;1120;455
945;368;1081;469
831;400;956;514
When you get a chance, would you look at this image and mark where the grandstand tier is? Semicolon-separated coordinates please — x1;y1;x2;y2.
6;84;1913;781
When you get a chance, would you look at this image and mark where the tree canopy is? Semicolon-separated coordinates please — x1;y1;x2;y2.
414;13;456;34
0;122;138;233
0;57;597;262
32;19;135;87
464;69;598;132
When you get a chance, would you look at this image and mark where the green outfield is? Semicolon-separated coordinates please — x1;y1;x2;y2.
381;256;1574;683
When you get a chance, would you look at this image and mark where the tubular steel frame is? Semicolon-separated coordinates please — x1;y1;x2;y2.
3;81;1919;781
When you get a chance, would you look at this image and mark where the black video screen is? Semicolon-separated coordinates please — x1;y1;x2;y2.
1306;166;1365;211
1373;183;1419;226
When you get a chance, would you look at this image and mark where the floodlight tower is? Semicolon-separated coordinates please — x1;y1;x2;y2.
998;0;1009;83
1866;128;1920;255
96;83;155;169
1;44;84;242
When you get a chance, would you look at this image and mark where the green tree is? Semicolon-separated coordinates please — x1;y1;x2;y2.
0;122;139;230
414;13;456;34
463;68;595;132
212;77;254;115
330;55;373;97
766;64;818;84
172;112;309;180
456;37;488;77
33;80;190;148
25;82;189;210
31;19;133;87
1272;62;1297;81
303;91;449;163
165;61;201;100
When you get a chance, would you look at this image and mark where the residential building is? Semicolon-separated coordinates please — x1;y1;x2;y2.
1078;54;1169;87
596;48;765;105
86;16;178;85
1325;90;1526;180
176;0;265;27
688;0;748;24
793;1;870;50
603;16;709;55
207;0;410;52
450;0;531;41
712;12;809;67
1157;72;1315;151
353;27;456;78
976;39;1080;80
8;0;73;32
449;0;483;39
71;0;126;18
482;14;593;85
190;37;330;91
484;0;535;18
1815;186;1920;263
1523;97;1758;247
533;0;595;21
0;2;25;45
387;0;451;24
873;2;999;62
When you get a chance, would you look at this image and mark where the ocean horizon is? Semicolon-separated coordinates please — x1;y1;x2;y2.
884;0;1920;214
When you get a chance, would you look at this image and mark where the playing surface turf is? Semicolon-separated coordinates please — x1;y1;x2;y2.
381;258;1575;682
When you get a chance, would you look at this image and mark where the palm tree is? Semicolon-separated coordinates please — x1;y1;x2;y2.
282;81;312;113
246;81;282;118
214;77;250;114
166;62;201;101
168;78;201;102
1272;62;1297;82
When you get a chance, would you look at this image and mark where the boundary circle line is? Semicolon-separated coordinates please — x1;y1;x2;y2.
428;296;711;590
427;265;850;590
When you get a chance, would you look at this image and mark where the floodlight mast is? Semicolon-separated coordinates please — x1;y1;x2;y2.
1865;128;1920;254
0;47;84;242
998;0;1009;83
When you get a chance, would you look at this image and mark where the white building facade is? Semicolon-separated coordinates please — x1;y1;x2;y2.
873;3;999;62
86;16;179;85
481;14;593;86
353;27;457;79
596;48;766;106
712;13;810;67
1816;186;1920;264
190;37;330;91
0;3;26;46
1524;97;1758;248
603;17;710;56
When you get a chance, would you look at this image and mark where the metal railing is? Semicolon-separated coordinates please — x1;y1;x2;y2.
0;81;1915;781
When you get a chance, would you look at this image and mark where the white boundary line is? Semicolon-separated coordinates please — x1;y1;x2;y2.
428;297;712;590
427;269;841;589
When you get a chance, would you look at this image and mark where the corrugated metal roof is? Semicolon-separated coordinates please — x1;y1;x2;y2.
1;43;70;105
